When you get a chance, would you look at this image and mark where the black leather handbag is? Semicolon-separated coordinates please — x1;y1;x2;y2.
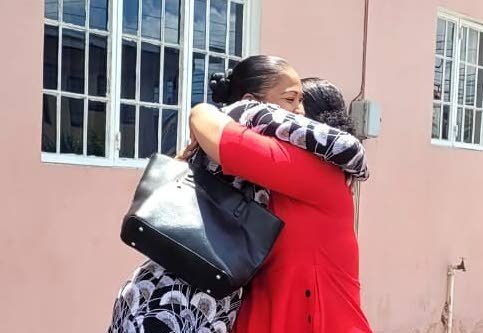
120;152;284;298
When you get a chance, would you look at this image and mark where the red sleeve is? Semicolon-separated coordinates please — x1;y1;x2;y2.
219;122;346;205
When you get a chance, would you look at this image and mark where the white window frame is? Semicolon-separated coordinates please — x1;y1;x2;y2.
42;0;261;168
432;9;483;151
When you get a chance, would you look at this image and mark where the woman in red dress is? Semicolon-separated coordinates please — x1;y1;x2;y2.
188;56;373;333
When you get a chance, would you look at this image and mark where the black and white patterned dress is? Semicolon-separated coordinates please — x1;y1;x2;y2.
107;100;369;333
108;261;242;333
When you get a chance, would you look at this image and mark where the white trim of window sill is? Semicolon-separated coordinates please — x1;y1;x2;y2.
41;153;148;169
431;139;483;151
453;142;483;151
431;139;453;148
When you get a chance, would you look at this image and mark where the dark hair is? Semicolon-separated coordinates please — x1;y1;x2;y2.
302;77;355;135
209;55;290;104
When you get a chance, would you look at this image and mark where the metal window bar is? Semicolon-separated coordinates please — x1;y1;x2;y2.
44;0;112;157
43;0;253;165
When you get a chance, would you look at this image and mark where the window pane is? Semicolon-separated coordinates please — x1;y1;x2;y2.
45;0;58;20
477;69;483;108
433;57;443;100
142;0;162;39
464;109;474;143
432;103;441;139
191;53;206;106
479;33;483;66
43;25;58;90
435;18;445;56
63;0;86;26
121;40;137;99
466;65;476;106
120;104;135;158
161;109;178;156
140;43;160;102
442;105;450;140
60;97;84;154
468;29;478;64
165;0;180;44
123;0;139;35
461;27;468;61
87;101;106;156
194;0;206;49
209;0;227;53
458;63;465;105
208;56;225;103
444;60;452;102
446;21;455;58
163;48;179;104
62;29;85;94
139;107;159;158
229;2;243;56
90;0;108;30
89;35;107;96
456;107;463;141
42;94;57;152
475;111;482;144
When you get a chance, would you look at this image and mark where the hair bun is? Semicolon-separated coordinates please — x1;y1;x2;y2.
209;70;232;104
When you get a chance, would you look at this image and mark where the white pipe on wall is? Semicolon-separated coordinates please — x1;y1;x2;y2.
445;258;466;333
446;267;456;333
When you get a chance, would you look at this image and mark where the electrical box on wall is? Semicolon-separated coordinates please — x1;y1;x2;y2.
350;100;381;139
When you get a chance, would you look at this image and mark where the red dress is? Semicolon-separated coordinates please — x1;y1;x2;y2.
219;122;373;333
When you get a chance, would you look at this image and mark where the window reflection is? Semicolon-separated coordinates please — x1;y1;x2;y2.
139;107;159;158
90;0;108;30
229;3;243;56
61;97;84;154
62;29;85;94
64;0;86;26
209;0;227;53
142;0;162;39
44;0;58;20
433;58;443;100
87;101;106;156
435;19;445;56
120;104;136;158
465;65;476;106
432;103;441;139
42;94;57;152
162;109;178;156
191;53;206;106
163;48;179;104
165;0;181;44
464;109;474;143
43;25;58;90
123;0;139;35
89;35;107;96
140;43;160;102
194;0;206;49
121;40;137;99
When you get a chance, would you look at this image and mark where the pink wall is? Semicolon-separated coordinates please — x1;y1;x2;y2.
1;0;483;332
0;2;144;332
259;0;483;332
